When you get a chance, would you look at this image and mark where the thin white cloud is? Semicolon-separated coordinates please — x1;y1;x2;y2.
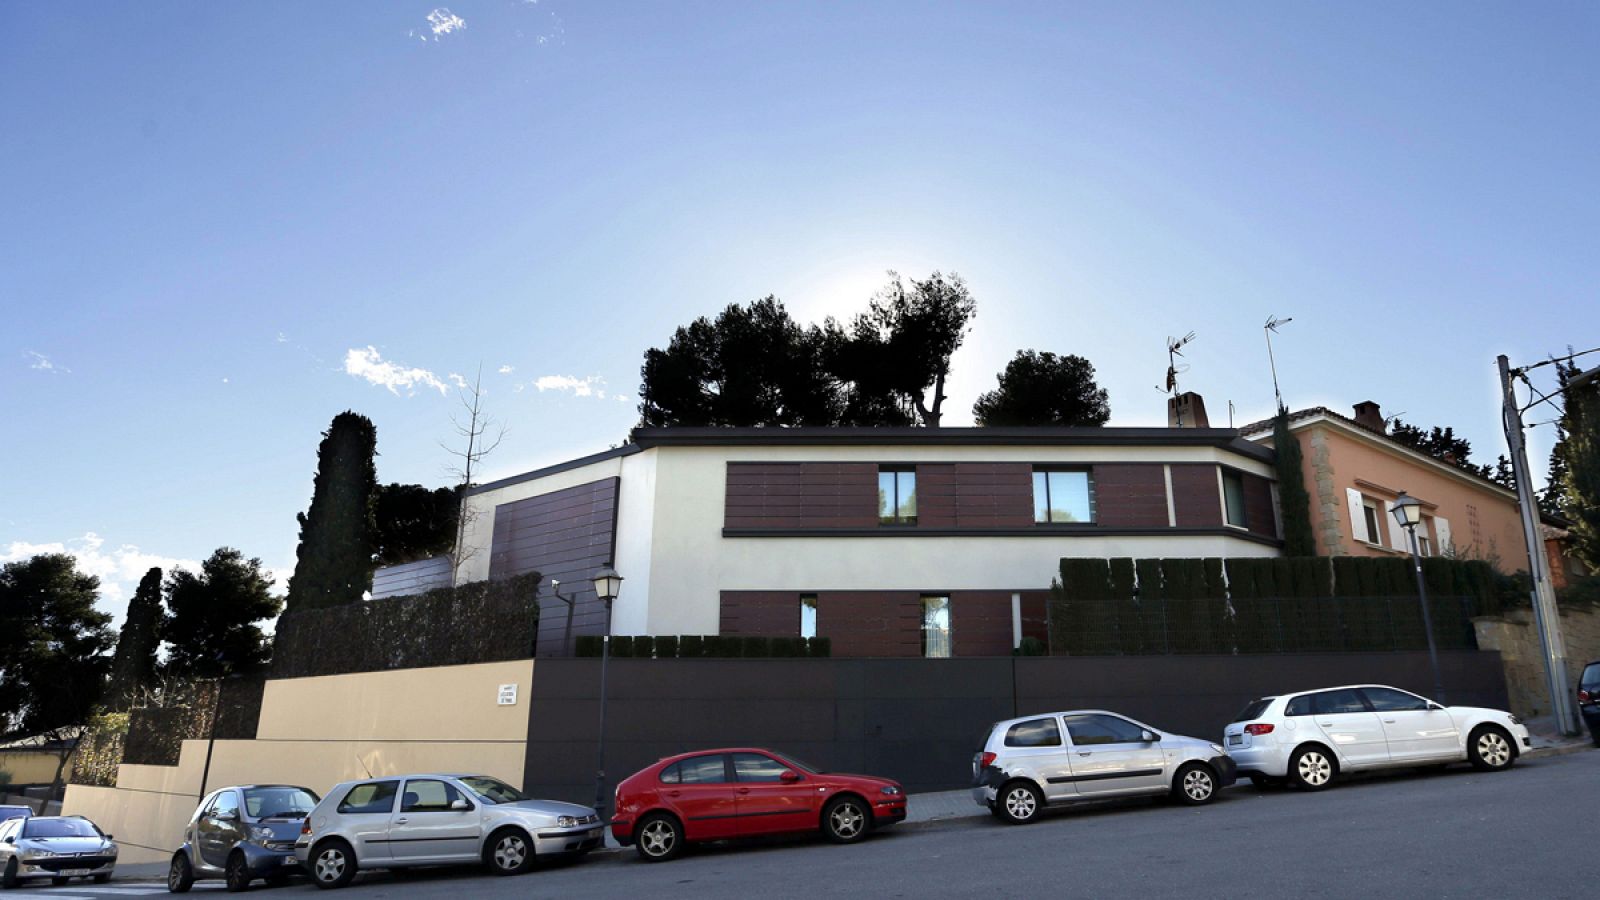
0;533;201;621
498;365;514;375
23;350;69;374
410;7;465;41
534;374;609;398
343;346;448;396
448;372;469;390
275;332;289;343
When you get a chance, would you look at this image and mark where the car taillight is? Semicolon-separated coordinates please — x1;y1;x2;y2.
980;752;997;768
1580;690;1592;704
301;822;312;836
1244;723;1275;736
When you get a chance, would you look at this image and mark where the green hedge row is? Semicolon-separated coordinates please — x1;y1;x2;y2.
574;635;832;658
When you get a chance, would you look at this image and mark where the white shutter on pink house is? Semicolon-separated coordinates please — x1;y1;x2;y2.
1346;489;1367;544
1434;517;1453;556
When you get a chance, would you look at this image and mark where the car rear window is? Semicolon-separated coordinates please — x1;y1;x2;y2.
337;781;398;815
1233;699;1273;722
1004;718;1062;748
1581;663;1600;692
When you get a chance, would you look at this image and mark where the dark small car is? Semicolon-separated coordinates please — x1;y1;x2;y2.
611;748;906;862
168;784;320;893
1580;661;1600;747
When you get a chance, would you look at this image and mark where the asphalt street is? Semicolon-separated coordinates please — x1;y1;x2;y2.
34;749;1597;899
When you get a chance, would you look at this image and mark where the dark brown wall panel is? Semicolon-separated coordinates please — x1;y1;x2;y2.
951;463;1035;527
1170;464;1223;527
950;591;1014;657
816;592;923;658
1092;464;1169;527
719;591;801;637
1242;473;1277;538
725;463;877;529
489;478;618;656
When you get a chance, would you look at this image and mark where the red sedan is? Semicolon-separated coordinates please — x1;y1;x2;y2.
610;748;907;861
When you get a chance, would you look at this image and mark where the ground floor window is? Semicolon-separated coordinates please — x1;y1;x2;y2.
800;594;817;639
921;595;951;658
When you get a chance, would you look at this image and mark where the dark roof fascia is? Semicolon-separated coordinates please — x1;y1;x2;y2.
465;444;641;497
631;426;1275;463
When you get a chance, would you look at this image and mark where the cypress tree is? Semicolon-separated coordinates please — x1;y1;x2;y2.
107;567;163;708
1272;409;1318;556
286;412;379;613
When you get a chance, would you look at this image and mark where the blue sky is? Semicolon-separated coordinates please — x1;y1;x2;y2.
4;2;1597;620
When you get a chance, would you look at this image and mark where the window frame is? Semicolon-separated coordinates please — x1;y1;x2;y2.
732;752;795;783
878;467;918;526
1062;713;1150;747
1032;467;1096;525
1003;717;1063;748
399;778;472;814
1311;688;1373;716
800;594;817;640
1221;469;1248;529
920;594;952;659
337;780;400;816
1361;501;1384;545
1359;687;1430;712
662;754;732;785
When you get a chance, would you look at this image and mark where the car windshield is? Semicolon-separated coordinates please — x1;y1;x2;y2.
22;818;101;839
1232;699;1273;722
460;777;530;805
243;787;320;819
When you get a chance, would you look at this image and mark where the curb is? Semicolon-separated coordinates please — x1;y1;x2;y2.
1524;741;1594;761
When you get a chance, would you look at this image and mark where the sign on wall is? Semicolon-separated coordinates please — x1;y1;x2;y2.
497;684;518;706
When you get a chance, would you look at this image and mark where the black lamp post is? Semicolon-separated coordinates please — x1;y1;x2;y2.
591;564;623;816
1391;492;1445;704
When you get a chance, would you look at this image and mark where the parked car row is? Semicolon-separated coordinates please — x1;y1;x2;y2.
0;813;118;889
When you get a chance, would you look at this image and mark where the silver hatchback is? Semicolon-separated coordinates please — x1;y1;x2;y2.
0;815;118;888
294;773;601;889
973;709;1238;823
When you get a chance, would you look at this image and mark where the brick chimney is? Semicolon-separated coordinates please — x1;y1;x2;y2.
1167;392;1210;428
1352;400;1384;432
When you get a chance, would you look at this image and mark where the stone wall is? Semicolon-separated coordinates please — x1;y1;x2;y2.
1473;606;1600;717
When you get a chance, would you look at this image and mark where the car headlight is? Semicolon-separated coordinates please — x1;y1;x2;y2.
880;786;902;796
252;826;275;844
556;816;578;828
1209;743;1226;755
24;850;61;860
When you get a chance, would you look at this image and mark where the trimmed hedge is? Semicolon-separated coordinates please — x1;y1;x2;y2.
573;635;832;658
272;573;540;678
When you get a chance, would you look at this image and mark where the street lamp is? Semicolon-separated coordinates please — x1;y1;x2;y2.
1391;492;1446;704
591;564;623;817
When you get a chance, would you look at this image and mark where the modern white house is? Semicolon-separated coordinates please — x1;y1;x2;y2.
431;426;1283;658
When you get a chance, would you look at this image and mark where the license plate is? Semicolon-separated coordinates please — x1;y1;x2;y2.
283;857;301;866
1228;735;1244;745
62;869;91;877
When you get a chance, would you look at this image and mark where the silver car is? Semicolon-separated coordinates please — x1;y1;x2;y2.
972;709;1238;824
167;784;321;892
0;814;118;888
294;773;601;889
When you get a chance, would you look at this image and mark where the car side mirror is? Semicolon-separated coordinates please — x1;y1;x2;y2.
105;834;114;841
779;769;800;784
217;811;238;822
1428;702;1445;711
1141;730;1160;743
450;799;471;811
3;836;13;844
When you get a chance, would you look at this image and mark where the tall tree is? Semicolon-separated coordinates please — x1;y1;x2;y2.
106;567;163;709
441;369;505;577
374;483;459;566
1550;360;1600;568
163;548;281;678
971;351;1111;426
286;411;378;612
1387;418;1497;480
0;554;113;797
639;296;842;427
828;271;977;426
1272;409;1318;556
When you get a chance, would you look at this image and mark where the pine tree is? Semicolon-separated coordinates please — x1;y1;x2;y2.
285;412;378;612
107;567;163;708
163;548;281;678
1273;409;1317;556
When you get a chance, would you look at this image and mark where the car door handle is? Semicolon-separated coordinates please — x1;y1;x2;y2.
395;817;409;824
1383;719;1396;724
1077;752;1092;757
667;790;680;797
737;788;750;794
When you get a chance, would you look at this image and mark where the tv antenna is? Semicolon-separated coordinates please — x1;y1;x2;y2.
1264;315;1293;411
1158;331;1198;426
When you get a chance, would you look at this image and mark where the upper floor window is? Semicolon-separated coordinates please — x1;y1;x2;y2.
879;468;917;525
800;594;817;639
1033;469;1094;523
1222;470;1248;528
1416;517;1433;556
921;595;951;658
1361;501;1383;545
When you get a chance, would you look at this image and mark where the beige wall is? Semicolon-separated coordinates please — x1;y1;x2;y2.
62;660;535;866
0;750;70;786
1280;418;1529;571
1474;606;1600;718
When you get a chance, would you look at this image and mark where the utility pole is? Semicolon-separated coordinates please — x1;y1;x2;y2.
1497;354;1579;735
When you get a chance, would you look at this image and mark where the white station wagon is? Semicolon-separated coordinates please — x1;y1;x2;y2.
1224;684;1531;790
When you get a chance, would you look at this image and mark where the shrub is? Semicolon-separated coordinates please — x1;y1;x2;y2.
632;635;656;659
574;635;603;658
706;636;743;657
1014;636;1046;657
653;635;679;659
806;636;832;658
678;635;706;658
610;636;635;658
739;636;771;658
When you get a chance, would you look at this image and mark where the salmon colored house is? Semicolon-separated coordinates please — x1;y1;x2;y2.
1240;402;1532;573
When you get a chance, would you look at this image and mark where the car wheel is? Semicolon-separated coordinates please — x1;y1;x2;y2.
226;851;252;892
1173;763;1218;806
821;796;870;844
1468;725;1516;772
1;857;16;890
485;827;536;876
996;781;1044;825
308;839;357;890
635;813;683;863
167;852;195;893
1289;746;1336;791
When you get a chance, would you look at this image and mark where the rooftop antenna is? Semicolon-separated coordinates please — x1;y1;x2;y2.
1158;331;1197;425
1264;315;1293;411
